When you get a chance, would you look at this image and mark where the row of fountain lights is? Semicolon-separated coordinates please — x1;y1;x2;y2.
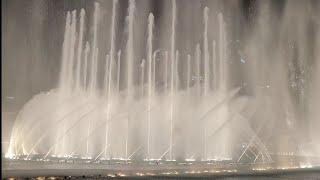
7;164;315;179
7;153;316;171
7;153;235;163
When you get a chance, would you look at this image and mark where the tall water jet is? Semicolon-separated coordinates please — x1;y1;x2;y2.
86;96;92;157
212;40;217;90
89;3;100;94
83;42;91;157
117;50;121;93
174;50;179;159
203;7;210;95
218;13;226;89
204;127;207;160
153;50;160;94
126;0;135;100
75;9;85;91
109;0;118;68
66;10;77;92
175;51;179;92
187;54;191;93
216;12;230;159
59;11;71;92
164;51;168;94
140;59;145;97
147;13;154;159
195;44;201;95
169;0;176;161
82;42;90;91
105;0;118;159
125;0;136;159
92;48;99;92
104;54;110;158
104;55;110;91
54;14;74;151
59;10;77;155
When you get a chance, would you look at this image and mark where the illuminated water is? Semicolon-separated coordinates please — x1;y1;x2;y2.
4;0;320;169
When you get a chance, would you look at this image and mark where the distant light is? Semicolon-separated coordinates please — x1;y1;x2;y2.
210;170;220;173
300;163;313;169
178;162;187;165
136;172;144;176
240;58;246;64
185;158;195;162
118;173;126;177
146;173;155;176
5;152;15;159
165;159;176;162
108;174;116;177
144;158;161;161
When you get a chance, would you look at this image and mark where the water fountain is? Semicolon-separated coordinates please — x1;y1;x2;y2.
4;0;320;175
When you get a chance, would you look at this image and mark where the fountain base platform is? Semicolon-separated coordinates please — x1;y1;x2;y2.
3;156;320;178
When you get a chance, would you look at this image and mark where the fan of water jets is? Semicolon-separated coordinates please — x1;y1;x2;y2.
6;0;320;164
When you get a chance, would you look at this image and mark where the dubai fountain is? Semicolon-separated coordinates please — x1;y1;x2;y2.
3;0;320;177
